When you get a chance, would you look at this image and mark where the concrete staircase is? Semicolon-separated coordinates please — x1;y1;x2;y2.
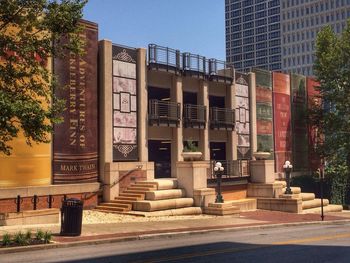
95;182;157;213
95;179;202;216
280;182;343;214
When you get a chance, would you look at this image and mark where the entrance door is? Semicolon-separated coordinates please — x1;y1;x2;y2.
210;142;226;161
148;140;171;178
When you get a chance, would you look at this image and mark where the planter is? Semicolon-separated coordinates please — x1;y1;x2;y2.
181;152;202;161
253;152;271;160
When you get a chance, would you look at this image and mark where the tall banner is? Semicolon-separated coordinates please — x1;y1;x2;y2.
290;73;308;171
307;77;321;171
53;20;99;184
254;69;274;159
272;72;292;173
112;45;138;161
235;73;250;159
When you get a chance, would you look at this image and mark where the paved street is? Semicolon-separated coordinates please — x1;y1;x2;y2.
1;222;350;263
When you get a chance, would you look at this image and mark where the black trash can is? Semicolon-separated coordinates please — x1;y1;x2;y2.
60;198;83;236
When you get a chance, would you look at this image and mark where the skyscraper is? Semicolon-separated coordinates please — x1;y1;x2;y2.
225;0;350;75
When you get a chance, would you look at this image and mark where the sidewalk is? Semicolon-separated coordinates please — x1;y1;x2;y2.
1;210;350;253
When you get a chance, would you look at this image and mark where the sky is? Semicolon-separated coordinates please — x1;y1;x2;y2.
83;0;226;61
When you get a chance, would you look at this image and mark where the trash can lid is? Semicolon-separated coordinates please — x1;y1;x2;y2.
64;198;83;206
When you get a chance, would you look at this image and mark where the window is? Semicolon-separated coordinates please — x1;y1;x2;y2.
244;52;254;59
256;42;267;49
243;45;254;52
256;34;267;42
244;14;254;22
256;26;267;34
256;18;267;27
243;6;253;14
244;21;254;29
243;37;254;44
243;29;254;37
232;25;241;32
256;49;267;57
268;15;280;23
256;57;267;65
255;11;267;19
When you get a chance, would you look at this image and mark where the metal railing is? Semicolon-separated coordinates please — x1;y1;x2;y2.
209;107;235;130
148;44;234;81
183;104;206;128
209;160;250;179
148;99;181;126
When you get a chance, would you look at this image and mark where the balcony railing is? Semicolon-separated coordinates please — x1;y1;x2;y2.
183;104;206;129
209;107;235;130
148;44;234;82
208;160;250;179
148;99;181;127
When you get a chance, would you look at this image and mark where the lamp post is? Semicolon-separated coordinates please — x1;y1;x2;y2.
320;159;326;221
214;162;224;203
283;160;293;195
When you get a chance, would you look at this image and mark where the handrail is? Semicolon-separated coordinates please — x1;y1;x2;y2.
148;99;181;126
210;107;235;128
148;44;234;79
209;160;250;179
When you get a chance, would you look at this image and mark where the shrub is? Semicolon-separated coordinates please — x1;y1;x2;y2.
43;231;52;244
1;233;11;246
13;232;28;246
25;230;32;241
35;229;44;241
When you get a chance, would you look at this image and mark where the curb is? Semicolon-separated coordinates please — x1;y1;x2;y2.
1;219;350;255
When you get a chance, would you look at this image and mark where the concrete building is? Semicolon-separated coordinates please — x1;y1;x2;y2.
225;0;350;75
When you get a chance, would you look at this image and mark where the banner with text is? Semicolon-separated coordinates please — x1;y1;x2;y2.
53;20;99;184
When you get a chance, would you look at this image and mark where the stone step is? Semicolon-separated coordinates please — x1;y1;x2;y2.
204;203;240;216
300;192;315;201
98;202;131;209
119;193;145;199
124;207;203;217
112;199;135;205
228;198;257;211
94;206;125;212
302;204;343;214
128;186;157;191
282;187;301;194
130;182;158;189
145;189;185;201
302;198;329;210
124;189;149;195
135;179;178;190
114;196;138;201
133;198;194;212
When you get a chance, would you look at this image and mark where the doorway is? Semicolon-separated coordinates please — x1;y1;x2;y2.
210;142;226;161
148;140;171;178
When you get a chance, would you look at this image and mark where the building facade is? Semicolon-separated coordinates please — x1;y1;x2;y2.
225;0;350;75
0;19;321;213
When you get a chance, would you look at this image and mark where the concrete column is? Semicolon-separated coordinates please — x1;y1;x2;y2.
98;39;113;185
137;48;148;162
226;82;237;160
171;76;183;177
248;72;257;158
198;80;210;160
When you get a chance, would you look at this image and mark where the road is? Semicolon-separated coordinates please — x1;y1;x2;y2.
1;223;350;263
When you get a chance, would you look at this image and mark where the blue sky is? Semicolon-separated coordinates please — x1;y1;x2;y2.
83;0;226;60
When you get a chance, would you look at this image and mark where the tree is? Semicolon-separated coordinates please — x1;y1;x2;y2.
0;0;87;155
310;20;350;204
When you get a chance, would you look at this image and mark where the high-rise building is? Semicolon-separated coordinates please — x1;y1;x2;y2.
225;0;350;75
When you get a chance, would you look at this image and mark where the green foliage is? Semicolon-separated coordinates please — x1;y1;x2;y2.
43;231;52;243
25;230;32;240
309;19;350;205
35;229;44;241
0;0;87;155
183;140;199;152
1;233;11;246
13;231;28;246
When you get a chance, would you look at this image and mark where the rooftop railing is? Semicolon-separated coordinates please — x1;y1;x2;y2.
148;44;234;81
